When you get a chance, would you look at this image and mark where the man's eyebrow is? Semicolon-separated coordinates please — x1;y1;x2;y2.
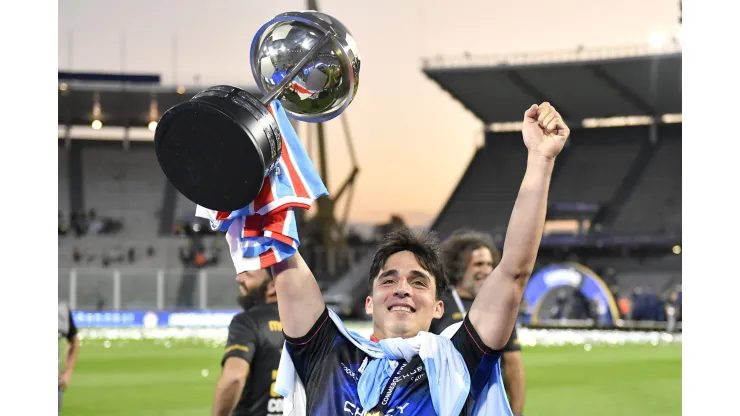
376;269;432;281
409;270;432;281
378;269;398;279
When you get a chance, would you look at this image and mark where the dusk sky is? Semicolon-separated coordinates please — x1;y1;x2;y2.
58;0;682;226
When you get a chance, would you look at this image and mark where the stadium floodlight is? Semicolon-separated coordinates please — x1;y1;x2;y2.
91;120;102;130
148;98;159;132
662;113;682;124
649;30;666;49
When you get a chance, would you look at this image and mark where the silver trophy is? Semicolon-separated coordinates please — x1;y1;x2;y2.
154;11;360;212
251;11;360;122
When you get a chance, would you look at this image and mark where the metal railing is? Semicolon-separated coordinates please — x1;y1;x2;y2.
58;245;376;311
59;267;245;311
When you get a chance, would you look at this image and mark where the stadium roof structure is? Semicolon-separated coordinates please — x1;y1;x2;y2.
58;82;260;128
422;45;682;124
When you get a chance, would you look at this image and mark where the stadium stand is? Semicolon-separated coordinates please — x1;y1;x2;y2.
59;145;71;215
421;50;681;330
432;132;528;240
79;141;166;238
548;126;645;205
610;124;681;234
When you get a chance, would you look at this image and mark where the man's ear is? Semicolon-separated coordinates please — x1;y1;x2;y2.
265;280;276;297
433;298;444;320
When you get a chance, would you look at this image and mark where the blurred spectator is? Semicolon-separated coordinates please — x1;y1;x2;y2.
618;296;631;318
96;296;106;311
72;247;82;264
631;287;665;321
71;212;87;236
549;289;568;319
175;235;219;309
178;235;218;269
629;287;643;320
63;209;124;237
665;290;681;332
567;291;593;320
87;209;104;234
602;267;618;287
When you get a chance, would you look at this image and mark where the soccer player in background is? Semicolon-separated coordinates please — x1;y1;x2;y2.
58;301;80;412
430;230;526;416
212;268;285;416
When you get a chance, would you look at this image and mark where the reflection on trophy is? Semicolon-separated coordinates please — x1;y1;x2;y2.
154;11;360;212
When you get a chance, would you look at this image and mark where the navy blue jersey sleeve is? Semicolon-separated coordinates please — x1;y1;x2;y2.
222;314;258;365
450;315;502;392
283;308;340;384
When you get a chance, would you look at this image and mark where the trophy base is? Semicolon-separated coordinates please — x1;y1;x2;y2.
154;86;282;212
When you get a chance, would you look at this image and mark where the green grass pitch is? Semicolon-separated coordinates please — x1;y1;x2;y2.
60;338;681;415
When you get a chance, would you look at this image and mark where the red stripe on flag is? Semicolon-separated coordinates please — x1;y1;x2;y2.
275;202;311;211
262;210;295;246
270;232;295;246
267;104;310;199
242;214;264;238
263;210;288;233
259;249;277;269
251;171;275;213
280;137;310;199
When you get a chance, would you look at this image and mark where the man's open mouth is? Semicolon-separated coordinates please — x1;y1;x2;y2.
388;305;416;313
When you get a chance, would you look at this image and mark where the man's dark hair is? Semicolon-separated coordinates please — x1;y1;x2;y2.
441;229;501;287
368;227;448;299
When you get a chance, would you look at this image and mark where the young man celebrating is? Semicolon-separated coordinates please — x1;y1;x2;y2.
272;102;569;415
430;230;526;416
212;269;285;416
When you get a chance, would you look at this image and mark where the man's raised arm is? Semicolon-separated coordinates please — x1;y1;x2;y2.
468;102;570;350
271;251;326;338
